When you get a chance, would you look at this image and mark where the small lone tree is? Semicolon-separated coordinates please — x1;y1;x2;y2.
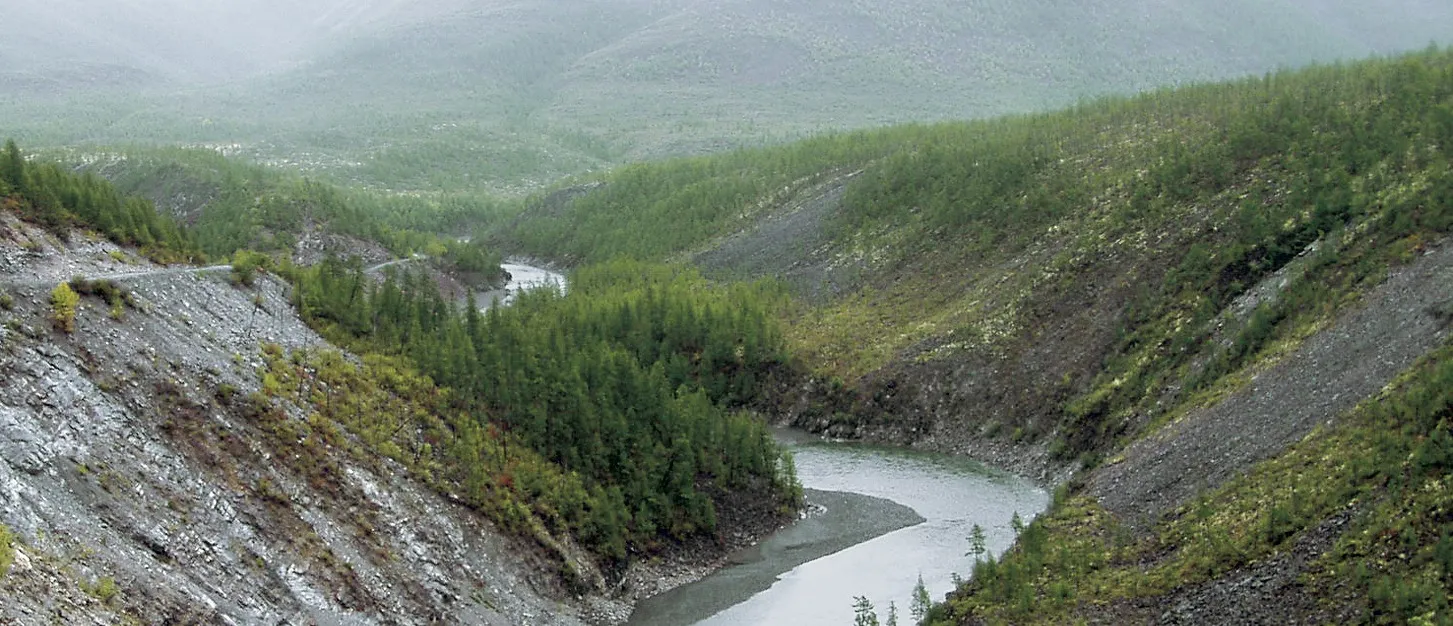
967;523;988;562
852;596;880;626
910;574;933;623
230;250;271;287
50;282;79;333
0;139;25;193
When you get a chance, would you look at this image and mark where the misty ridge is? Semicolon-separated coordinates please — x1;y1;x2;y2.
0;0;463;83
5;0;1451;87
3;0;1452;191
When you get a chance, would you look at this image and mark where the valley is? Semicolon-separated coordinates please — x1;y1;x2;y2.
2;2;1453;624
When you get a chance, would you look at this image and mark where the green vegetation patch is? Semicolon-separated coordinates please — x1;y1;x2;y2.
68;146;516;259
0;523;14;578
49;282;79;333
282;256;802;570
2;140;201;264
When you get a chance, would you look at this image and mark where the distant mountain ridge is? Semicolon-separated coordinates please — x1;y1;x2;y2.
3;0;1452;189
0;0;471;86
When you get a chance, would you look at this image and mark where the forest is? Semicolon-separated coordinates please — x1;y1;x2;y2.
72;146;513;260
0;140;200;264
286;256;801;567
502;46;1453;402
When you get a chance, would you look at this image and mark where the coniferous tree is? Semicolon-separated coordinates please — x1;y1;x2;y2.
0;140;25;194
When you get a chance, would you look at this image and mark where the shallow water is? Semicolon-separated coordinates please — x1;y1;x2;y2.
629;431;1048;626
476;262;566;308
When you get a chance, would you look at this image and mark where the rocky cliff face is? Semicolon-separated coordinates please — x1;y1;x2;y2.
0;214;588;624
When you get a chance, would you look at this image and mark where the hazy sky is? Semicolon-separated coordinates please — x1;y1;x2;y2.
0;0;475;81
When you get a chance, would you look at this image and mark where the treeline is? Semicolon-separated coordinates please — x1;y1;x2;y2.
495;126;946;263
287;256;800;565
81;147;514;259
0;140;201;263
840;45;1453;248
503;47;1453;273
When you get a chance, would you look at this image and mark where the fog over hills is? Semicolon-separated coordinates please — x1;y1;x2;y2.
3;0;1451;188
0;0;468;86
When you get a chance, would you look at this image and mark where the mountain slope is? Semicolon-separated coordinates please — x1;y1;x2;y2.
0;0;472;89
498;47;1453;620
5;0;1451;191
0;146;801;624
0;216;586;624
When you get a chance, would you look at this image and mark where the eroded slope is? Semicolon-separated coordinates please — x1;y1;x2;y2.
0;214;586;624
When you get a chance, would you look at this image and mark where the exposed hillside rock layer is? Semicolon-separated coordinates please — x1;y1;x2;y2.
0;215;588;624
1091;239;1453;528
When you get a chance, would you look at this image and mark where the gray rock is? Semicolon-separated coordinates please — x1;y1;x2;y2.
0;236;594;625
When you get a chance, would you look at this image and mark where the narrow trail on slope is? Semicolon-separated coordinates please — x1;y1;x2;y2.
1089;239;1453;528
0;253;421;291
362;255;423;274
0;265;234;289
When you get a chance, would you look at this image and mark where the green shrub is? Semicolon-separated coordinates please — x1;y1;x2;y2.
50;282;79;333
1262;505;1300;545
0;524;14;577
84;576;120;605
230;250;272;287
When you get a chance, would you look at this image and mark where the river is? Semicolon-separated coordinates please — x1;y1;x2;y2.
476;261;568;308
493;262;1048;624
629;429;1048;626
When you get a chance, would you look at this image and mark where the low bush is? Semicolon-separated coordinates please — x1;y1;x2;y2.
49;282;78;333
0;523;14;577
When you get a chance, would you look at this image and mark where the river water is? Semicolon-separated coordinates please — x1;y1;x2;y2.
476;261;567;308
629;430;1048;626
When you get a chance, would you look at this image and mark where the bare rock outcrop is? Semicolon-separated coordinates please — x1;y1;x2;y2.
0;218;588;625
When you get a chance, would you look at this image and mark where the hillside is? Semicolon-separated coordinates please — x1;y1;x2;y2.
0;214;588;624
0;147;802;623
498;48;1453;621
64;146;509;258
4;0;1451;191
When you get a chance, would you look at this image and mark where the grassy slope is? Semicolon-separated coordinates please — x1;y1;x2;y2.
501;48;1453;619
5;0;1451;191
